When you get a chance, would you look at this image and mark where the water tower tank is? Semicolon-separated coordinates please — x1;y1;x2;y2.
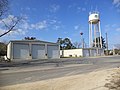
89;12;99;24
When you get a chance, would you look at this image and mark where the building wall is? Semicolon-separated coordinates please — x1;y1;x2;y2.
83;49;90;57
60;48;104;57
60;49;83;57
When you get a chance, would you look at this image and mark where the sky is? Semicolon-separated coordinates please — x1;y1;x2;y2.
0;0;120;49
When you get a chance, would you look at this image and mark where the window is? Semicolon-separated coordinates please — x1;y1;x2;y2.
95;15;98;18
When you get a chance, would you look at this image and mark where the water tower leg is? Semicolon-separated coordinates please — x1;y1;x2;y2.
99;21;102;48
89;23;91;48
90;22;93;47
97;23;100;48
94;25;97;47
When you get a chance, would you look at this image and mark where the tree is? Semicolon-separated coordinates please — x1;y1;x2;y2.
24;37;36;40
0;0;22;37
57;38;63;50
0;0;8;17
73;42;81;48
57;38;76;50
0;42;7;56
93;37;106;49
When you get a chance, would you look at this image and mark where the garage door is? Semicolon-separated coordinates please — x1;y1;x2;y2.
32;44;45;59
83;49;90;57
47;45;59;59
90;49;97;56
13;43;29;59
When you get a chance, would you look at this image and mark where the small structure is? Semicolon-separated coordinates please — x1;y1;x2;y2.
60;48;104;57
7;40;60;61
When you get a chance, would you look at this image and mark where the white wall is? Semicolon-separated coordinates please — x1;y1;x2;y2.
60;48;104;57
60;49;83;57
7;42;11;59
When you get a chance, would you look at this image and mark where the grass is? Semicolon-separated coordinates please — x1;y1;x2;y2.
104;68;120;90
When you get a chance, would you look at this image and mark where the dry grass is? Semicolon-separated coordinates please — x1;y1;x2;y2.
105;68;120;90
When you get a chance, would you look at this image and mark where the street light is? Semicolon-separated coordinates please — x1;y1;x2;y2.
80;32;84;48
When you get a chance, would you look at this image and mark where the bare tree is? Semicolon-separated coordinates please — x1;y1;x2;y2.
0;16;22;37
0;0;8;18
73;42;81;48
0;0;22;37
114;44;120;49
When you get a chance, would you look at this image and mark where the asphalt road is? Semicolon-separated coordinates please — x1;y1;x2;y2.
0;56;120;87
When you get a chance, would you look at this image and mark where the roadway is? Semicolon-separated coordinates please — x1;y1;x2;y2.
0;56;120;87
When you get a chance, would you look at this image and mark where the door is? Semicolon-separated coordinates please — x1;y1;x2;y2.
32;44;45;59
83;49;89;57
13;43;29;59
47;45;59;59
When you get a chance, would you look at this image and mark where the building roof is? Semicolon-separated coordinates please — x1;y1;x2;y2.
8;40;59;45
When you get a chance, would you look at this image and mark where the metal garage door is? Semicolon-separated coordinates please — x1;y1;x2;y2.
90;49;97;56
47;45;59;59
32;44;45;59
13;43;29;59
83;49;90;57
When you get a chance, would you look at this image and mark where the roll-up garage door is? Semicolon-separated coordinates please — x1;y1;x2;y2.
13;43;29;59
47;45;59;59
32;44;45;59
90;49;97;56
83;49;90;57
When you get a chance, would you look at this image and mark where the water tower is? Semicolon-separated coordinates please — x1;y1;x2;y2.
88;11;102;48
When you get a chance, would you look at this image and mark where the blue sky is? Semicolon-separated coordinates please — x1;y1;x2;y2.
0;0;120;49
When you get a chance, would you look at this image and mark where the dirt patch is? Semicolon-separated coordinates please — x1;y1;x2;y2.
0;69;114;90
105;68;120;90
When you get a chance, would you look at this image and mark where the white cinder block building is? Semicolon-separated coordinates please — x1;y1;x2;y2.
7;40;60;61
60;48;104;57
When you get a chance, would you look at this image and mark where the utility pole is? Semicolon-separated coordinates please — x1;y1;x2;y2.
80;32;84;48
106;33;108;55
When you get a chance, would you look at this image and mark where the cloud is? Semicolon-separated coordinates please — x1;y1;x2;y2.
0;14;63;38
29;19;62;30
116;27;120;31
111;24;117;27
68;3;77;9
49;4;60;13
74;25;81;30
0;15;29;36
31;20;47;30
113;0;120;13
63;31;67;34
104;24;120;32
77;7;86;13
113;0;120;7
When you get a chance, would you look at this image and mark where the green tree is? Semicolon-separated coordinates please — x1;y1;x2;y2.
93;37;106;49
57;37;76;50
24;37;36;40
0;42;7;56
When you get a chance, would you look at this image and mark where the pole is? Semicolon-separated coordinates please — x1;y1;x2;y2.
83;38;84;48
106;32;108;55
80;32;83;48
